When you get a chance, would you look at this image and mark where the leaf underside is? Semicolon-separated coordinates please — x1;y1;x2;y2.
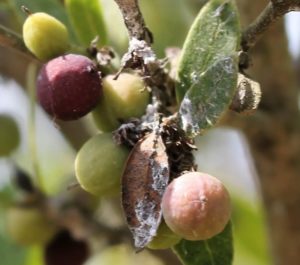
179;55;238;137
173;222;233;265
122;133;169;250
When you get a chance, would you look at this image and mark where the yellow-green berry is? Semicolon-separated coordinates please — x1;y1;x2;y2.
6;206;58;246
75;133;129;197
23;12;69;61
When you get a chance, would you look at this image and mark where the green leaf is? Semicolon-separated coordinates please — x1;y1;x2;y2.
65;0;107;46
176;0;240;102
179;55;238;137
232;198;271;264
173;222;233;265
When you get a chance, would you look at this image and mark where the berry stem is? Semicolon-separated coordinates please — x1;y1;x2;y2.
21;5;32;16
113;0;152;43
26;62;44;192
241;0;300;52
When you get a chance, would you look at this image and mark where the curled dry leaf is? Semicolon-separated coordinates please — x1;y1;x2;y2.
230;73;261;114
122;132;169;250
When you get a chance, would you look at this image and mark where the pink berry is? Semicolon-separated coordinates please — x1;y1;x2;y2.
37;54;102;121
162;172;231;241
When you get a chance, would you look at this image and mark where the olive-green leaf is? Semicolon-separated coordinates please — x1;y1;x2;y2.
65;0;107;46
179;55;238;137
173;222;233;265
176;0;240;102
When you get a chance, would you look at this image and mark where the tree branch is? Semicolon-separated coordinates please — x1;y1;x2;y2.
0;24;36;60
113;0;152;43
113;0;176;113
241;0;300;51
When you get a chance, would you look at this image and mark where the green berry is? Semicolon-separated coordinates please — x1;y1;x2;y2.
147;220;181;249
92;73;150;132
162;172;231;241
6;206;58;246
23;12;69;61
92;99;119;132
0;114;20;157
84;244;164;265
75;133;129;197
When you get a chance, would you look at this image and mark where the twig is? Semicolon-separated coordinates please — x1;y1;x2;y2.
0;24;36;60
113;0;152;43
241;0;300;51
113;0;176;113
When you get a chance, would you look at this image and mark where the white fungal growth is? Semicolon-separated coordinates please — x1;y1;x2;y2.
126;37;156;65
133;199;160;248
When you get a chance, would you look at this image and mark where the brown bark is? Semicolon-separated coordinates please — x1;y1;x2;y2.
224;1;300;264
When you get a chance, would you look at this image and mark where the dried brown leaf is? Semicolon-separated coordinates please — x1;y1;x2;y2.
122;132;169;250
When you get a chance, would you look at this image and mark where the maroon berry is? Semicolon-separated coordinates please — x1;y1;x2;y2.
37;54;102;120
162;172;231;241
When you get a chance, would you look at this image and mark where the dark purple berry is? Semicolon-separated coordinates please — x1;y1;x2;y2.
37;54;102;121
45;230;89;265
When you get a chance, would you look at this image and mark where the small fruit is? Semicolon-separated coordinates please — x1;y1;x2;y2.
92;73;149;132
92;99;119;132
6;206;58;246
37;54;102;121
23;12;69;61
45;230;89;265
0;114;20;157
147;220;181;249
162;172;231;241
75;133;129;196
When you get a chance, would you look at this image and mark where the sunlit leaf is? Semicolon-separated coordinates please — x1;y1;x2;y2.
179;55;238;137
173;222;233;265
176;0;240;102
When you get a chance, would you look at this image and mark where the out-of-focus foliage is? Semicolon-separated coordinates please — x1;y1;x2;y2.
232;197;271;265
65;0;107;45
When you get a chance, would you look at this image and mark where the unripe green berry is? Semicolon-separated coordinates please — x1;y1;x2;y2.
84;244;164;265
92;73;150;132
6;206;58;246
75;133;129;197
23;12;69;61
162;172;231;241
147;220;181;249
92;99;119;132
0;114;20;157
